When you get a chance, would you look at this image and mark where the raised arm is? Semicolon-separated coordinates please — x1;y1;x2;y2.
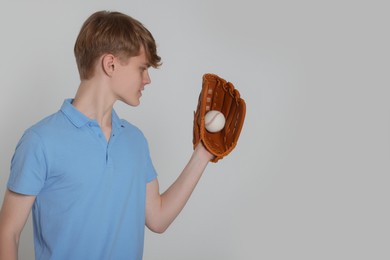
145;143;213;233
0;189;35;260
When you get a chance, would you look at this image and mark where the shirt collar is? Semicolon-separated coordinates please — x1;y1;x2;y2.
111;108;123;130
60;99;123;129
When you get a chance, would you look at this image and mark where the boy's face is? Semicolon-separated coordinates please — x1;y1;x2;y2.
111;46;151;106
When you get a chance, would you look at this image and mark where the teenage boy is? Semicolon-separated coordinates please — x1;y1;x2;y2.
0;10;214;260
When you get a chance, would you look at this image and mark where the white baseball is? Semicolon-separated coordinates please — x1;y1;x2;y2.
205;110;226;133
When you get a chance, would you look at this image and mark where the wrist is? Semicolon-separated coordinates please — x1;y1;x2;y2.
194;143;215;162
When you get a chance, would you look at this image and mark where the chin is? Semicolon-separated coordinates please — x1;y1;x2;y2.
123;99;140;107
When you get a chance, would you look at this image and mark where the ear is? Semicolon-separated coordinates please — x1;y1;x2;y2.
101;54;116;77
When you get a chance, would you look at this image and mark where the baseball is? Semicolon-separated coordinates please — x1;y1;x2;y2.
205;110;226;133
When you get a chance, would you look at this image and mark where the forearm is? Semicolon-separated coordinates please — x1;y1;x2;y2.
0;235;18;260
0;213;19;260
146;144;213;233
161;148;209;221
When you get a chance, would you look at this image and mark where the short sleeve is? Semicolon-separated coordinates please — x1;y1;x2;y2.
143;138;157;183
145;153;157;183
7;130;47;195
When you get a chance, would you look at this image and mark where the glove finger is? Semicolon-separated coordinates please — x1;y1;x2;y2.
226;99;246;147
224;99;238;145
193;85;205;148
219;82;235;122
209;78;227;111
223;85;239;132
233;100;246;146
193;110;201;147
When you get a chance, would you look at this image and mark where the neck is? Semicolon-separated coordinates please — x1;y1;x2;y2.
72;78;115;129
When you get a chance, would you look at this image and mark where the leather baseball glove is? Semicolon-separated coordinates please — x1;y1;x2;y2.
193;73;246;162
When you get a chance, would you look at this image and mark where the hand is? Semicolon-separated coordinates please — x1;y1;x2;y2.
194;142;215;162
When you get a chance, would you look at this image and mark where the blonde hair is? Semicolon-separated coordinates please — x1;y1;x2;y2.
74;11;161;79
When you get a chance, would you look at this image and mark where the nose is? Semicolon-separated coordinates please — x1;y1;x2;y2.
144;70;151;85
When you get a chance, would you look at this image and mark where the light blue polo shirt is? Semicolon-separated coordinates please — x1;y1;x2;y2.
7;99;157;260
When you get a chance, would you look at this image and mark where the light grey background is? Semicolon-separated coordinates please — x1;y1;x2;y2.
0;1;389;259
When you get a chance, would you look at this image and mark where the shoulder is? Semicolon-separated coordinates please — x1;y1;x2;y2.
27;110;65;133
117;119;151;148
20;110;68;146
119;119;145;137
